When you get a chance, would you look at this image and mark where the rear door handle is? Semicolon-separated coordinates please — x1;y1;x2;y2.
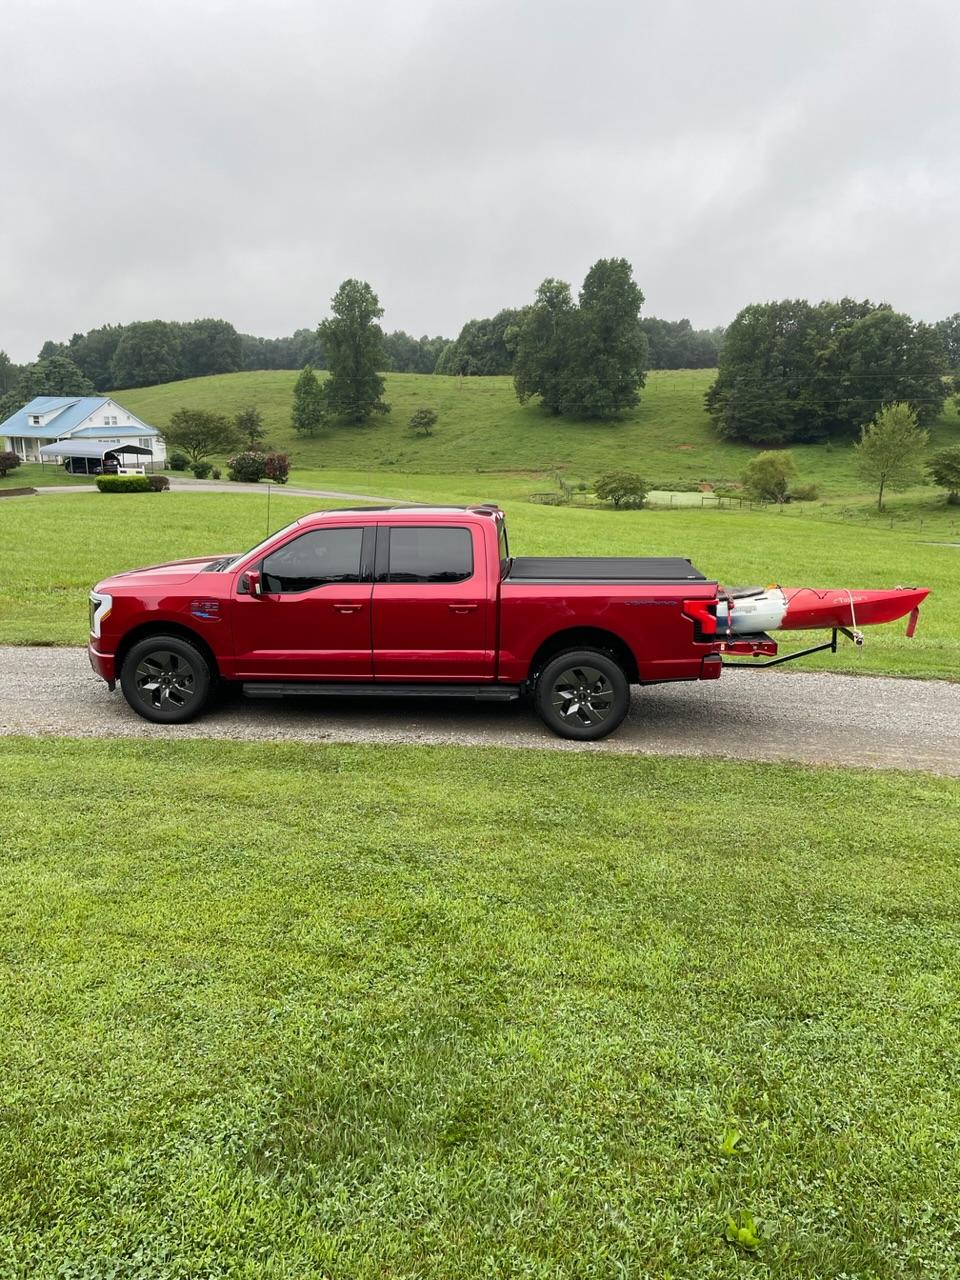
334;603;363;613
448;603;478;613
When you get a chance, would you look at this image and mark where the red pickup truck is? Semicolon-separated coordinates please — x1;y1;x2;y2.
88;503;775;740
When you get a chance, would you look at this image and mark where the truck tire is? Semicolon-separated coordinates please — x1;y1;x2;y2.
119;634;213;724
533;649;630;741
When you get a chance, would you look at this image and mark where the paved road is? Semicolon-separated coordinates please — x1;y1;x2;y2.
2;647;958;774
34;478;410;502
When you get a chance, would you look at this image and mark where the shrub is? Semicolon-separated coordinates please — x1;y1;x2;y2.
594;471;648;508
227;451;267;483
928;445;960;505
147;474;170;491
96;476;153;493
741;451;796;503
168;451;190;471
409;407;438;436
263;452;290;484
0;451;20;478
788;482;819;502
212;467;221;480
190;461;212;479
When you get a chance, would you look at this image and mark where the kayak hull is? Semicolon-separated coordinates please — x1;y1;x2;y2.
779;586;929;631
718;586;929;635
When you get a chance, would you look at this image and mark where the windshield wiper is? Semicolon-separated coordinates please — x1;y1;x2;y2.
203;555;241;572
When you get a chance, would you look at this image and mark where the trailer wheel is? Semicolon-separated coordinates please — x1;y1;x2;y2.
533;649;630;741
119;634;213;724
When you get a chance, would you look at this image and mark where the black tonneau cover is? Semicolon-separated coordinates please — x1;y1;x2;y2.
505;556;708;584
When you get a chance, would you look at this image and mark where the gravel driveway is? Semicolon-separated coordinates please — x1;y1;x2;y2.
2;647;958;774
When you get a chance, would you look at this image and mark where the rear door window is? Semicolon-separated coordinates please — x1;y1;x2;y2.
384;527;473;583
262;527;363;593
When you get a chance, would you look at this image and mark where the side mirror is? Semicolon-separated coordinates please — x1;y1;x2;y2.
241;570;263;597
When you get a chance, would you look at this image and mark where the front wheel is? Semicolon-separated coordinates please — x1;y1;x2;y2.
533;649;630;741
119;635;213;724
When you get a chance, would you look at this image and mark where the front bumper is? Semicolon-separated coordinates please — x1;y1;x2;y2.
88;639;116;685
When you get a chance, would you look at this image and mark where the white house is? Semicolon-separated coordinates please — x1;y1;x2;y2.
0;396;166;472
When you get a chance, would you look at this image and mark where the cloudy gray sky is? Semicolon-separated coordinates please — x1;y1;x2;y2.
3;0;959;362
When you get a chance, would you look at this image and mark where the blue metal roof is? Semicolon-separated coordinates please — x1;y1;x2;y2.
70;424;158;438
0;396;155;439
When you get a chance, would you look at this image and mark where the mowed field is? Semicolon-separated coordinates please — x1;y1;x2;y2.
0;489;955;677
114;368;960;499
3;736;960;1278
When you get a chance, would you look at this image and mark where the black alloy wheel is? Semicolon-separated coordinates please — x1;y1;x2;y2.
119;635;213;724
534;649;630;741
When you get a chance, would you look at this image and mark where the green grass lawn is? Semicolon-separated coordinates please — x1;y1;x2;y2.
2;736;959;1277
115;369;960;498
0;462;105;490
1;489;955;677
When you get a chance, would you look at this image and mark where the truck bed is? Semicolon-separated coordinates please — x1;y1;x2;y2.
505;556;709;584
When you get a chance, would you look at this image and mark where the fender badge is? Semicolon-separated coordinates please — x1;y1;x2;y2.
189;600;221;621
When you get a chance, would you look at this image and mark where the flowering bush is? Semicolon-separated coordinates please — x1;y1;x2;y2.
263;452;290;484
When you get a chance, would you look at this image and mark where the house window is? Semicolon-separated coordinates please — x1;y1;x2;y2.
31;415;41;425
104;415;118;426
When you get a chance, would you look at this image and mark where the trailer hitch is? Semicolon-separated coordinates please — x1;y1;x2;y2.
721;627;852;669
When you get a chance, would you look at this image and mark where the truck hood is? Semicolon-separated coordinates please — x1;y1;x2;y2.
94;554;237;591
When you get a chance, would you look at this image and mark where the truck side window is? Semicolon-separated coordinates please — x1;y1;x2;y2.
261;528;363;594
385;527;473;583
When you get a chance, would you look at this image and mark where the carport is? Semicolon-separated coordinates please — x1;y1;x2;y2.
38;440;156;475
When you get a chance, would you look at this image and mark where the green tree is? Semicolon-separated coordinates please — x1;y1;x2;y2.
514;260;647;419
319;280;391;423
435;309;524;376
110;321;182;388
0;451;20;477
162;408;241;464
235;405;265;445
562;257;648;418
640;317;724;369
741;450;797;502
935;314;960;370
67;324;125;389
513;278;575;415
0;350;20;396
854;402;929;511
291;365;326;436
928;445;960;504
180;318;242;378
408;407;437;436
707;299;947;444
593;471;648;508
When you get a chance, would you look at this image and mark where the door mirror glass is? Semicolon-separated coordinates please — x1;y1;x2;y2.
241;570;262;596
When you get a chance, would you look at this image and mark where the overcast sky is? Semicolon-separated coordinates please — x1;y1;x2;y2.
3;0;959;362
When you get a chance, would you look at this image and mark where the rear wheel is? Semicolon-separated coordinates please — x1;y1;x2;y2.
533;649;630;741
119;635;213;724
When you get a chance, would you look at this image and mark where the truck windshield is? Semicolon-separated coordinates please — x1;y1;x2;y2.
204;519;305;571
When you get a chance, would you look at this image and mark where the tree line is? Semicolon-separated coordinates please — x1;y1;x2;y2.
3;278;958;440
707;300;957;444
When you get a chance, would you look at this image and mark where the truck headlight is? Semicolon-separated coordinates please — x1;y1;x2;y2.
89;592;112;638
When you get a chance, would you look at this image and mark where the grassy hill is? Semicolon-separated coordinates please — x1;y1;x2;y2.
115;369;960;497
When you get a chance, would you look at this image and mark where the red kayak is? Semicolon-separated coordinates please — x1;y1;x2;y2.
716;585;929;636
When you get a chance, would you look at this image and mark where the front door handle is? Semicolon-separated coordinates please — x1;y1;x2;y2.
334;604;363;614
448;603;478;613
